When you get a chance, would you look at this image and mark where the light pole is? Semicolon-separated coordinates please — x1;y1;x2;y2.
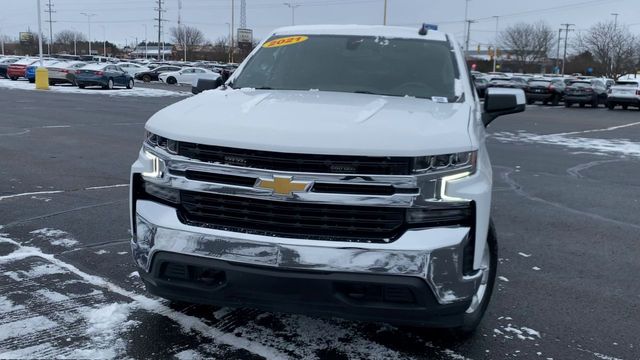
143;24;148;59
283;2;300;26
230;0;235;63
383;0;387;25
101;25;106;56
611;13;619;29
37;0;44;66
492;16;499;72
560;23;574;75
80;12;96;56
463;0;471;51
0;28;4;56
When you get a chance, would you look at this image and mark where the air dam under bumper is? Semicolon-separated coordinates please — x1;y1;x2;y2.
133;200;483;324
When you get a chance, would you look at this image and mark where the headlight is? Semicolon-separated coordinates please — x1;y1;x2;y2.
145;131;178;154
412;151;477;175
141;150;165;178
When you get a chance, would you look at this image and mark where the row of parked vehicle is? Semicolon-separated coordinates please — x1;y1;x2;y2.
473;71;640;110
0;55;237;90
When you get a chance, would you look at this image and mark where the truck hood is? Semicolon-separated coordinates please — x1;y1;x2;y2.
146;89;473;157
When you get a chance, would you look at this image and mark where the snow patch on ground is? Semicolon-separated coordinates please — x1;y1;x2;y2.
94;250;109;255
6;263;70;280
498;276;509;282
29;228;79;248
0;295;25;312
35;289;70;302
518;252;532;257
492;131;640;158
175;349;205;360
0;316;58;342
0;80;190;97
494;321;541;341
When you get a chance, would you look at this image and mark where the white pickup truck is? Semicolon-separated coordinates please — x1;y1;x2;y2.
130;24;525;336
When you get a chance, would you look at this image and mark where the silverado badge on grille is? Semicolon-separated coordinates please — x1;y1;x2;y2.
256;176;311;196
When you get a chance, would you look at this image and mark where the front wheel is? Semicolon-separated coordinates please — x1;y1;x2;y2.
10;77;17;81
448;221;498;338
142;74;152;83
166;76;177;85
526;98;534;105
565;101;572;108
28;78;35;84
607;103;615;110
126;79;134;89
104;78;114;90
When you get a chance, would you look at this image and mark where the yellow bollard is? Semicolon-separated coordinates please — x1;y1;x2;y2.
35;67;49;90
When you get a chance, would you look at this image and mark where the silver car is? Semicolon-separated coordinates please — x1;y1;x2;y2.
47;61;86;86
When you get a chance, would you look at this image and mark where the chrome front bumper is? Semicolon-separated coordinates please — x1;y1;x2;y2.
133;200;484;305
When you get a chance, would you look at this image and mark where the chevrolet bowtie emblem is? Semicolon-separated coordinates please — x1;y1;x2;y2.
257;176;311;196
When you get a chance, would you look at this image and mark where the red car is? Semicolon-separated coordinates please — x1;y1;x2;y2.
7;58;40;80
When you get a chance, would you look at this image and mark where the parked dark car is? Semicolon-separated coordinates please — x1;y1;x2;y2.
525;78;566;106
564;79;608;108
135;65;183;82
474;77;489;97
0;57;20;78
75;64;134;90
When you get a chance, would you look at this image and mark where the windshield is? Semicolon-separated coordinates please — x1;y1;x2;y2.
232;34;460;101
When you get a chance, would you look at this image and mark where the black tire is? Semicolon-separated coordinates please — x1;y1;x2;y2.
542;100;548;106
592;98;599;108
579;103;585;108
142;74;152;83
447;220;498;338
78;84;85;89
564;101;572;108
167;76;177;85
104;78;114;90
10;77;17;81
551;95;559;106
126;79;134;89
526;98;534;105
622;105;628;110
28;78;35;84
607;103;615;110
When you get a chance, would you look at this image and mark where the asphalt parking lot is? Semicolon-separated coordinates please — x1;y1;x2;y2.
0;85;638;359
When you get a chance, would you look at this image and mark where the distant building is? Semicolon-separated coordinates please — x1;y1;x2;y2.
130;45;173;59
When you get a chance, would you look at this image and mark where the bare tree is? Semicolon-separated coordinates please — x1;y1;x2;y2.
499;22;556;72
575;21;639;79
55;30;86;44
53;30;87;54
170;25;205;60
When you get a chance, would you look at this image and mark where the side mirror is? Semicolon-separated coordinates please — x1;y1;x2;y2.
482;87;526;127
192;78;223;95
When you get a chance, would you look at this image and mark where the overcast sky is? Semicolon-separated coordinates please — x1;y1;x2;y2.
0;0;638;48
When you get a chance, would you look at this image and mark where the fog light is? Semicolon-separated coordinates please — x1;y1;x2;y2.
143;182;180;204
406;204;472;225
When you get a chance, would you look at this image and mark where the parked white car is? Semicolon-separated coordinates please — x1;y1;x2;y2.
606;79;640;110
117;62;149;77
158;67;220;85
